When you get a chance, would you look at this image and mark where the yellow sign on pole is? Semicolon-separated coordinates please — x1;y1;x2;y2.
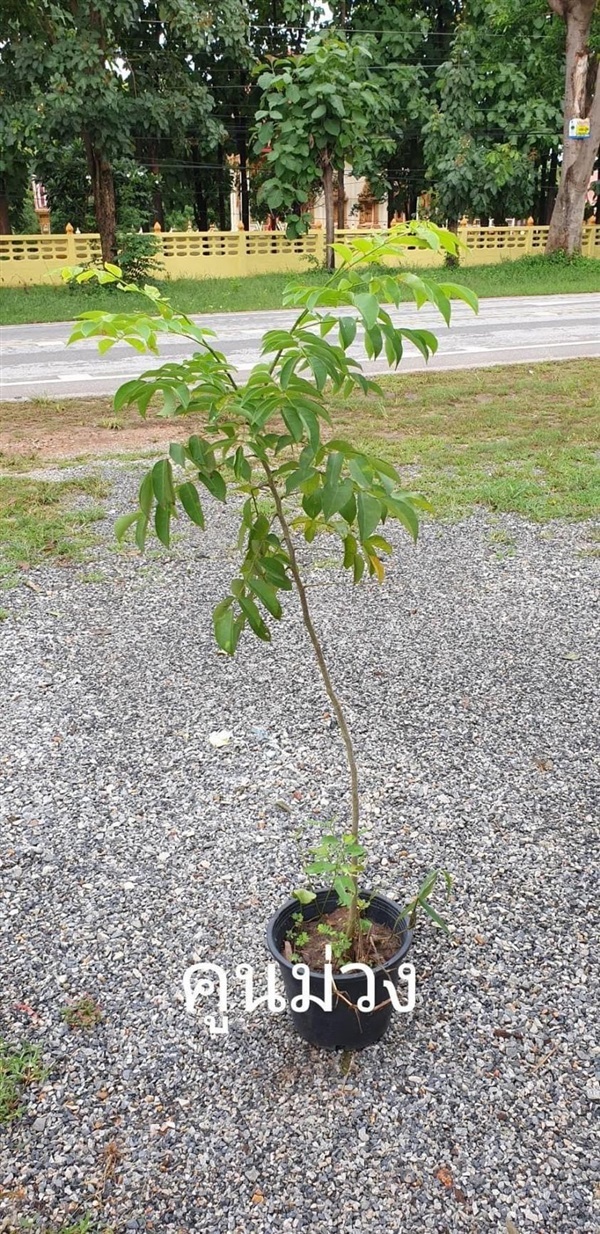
568;117;591;139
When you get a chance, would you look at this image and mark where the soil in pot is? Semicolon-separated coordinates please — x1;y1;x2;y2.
266;890;412;1051
284;905;402;971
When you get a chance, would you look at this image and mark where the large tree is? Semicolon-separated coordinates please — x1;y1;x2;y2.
423;0;564;225
254;31;396;266
0;0;41;232
2;1;239;257
345;1;460;222
546;0;600;253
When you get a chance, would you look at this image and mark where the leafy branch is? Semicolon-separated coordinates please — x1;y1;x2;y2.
64;222;477;949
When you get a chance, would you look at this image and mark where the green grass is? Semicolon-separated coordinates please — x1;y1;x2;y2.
2;253;600;325
61;996;103;1029
0;1039;47;1124
0;475;107;585
0;361;598;524
330;361;600;521
17;1219;111;1234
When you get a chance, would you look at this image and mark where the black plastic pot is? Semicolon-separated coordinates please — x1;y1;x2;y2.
266;888;412;1050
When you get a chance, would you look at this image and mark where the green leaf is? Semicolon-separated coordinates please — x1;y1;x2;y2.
138;472;154;518
357;492;382;542
436;282;479;314
178;482;205;528
261;557;292;590
200;471;227;502
400;328;438;362
421;902;450;933
248;574;282;619
188;435;214;470
114;380;144;413
292;889;317;905
339;490;356;523
155;505;171;548
385;496;419;541
302;488;322;519
135;513;148;552
169;442;188;467
353;293;379;330
238;595;271;641
152;459;175;507
114;512;139;542
339;316;357;350
321;451;344;520
343;534;356;568
353;553;365;583
282;405;304;442
233;446;252;481
213;599;237;655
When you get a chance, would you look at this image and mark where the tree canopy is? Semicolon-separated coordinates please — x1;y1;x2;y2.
0;0;597;253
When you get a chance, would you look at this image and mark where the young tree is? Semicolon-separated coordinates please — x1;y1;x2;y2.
546;0;600;253
254;32;396;267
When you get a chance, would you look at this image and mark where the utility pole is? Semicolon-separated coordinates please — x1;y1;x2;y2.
337;1;347;231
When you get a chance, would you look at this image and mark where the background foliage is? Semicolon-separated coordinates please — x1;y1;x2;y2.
0;0;597;243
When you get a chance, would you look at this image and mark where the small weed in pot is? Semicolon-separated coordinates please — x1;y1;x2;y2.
63;223;476;1045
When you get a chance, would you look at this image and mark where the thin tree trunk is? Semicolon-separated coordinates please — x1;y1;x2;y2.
192;144;208;231
323;159;335;270
337;167;345;229
546;147;560;221
149;145;165;231
237;120;250;231
537;152;548;222
217;145;227;232
262;460;360;941
83;133;117;262
0;180;11;234
546;0;600;254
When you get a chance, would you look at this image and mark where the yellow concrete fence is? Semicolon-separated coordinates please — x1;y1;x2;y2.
1;222;599;287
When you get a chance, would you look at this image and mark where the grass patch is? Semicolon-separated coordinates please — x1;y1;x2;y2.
61;996;103;1029
0;474;107;585
0;361;598;524
331;361;599;521
17;1220;111;1234
0;1039;47;1124
2;253;600;325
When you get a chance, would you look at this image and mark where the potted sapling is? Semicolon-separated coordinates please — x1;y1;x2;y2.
64;223;476;1049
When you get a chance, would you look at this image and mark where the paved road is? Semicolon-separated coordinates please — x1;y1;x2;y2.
1;292;599;400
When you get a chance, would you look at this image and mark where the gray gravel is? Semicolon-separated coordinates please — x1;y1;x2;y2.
0;461;598;1234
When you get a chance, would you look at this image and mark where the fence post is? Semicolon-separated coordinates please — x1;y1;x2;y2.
238;228;247;275
524;219;534;256
314;227;325;265
65;223;77;265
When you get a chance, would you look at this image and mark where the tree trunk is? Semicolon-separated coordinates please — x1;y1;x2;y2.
83;133;117;262
537;152;548;222
192;144;208;231
149;145;165;232
337;167;345;229
237;120;250;231
323;159;335;270
217;145;227;232
546;146;560;221
0;179;11;234
546;0;600;254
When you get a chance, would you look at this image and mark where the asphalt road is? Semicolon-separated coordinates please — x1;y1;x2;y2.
1;292;599;400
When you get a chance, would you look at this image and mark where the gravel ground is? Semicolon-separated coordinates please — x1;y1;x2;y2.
0;462;598;1234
